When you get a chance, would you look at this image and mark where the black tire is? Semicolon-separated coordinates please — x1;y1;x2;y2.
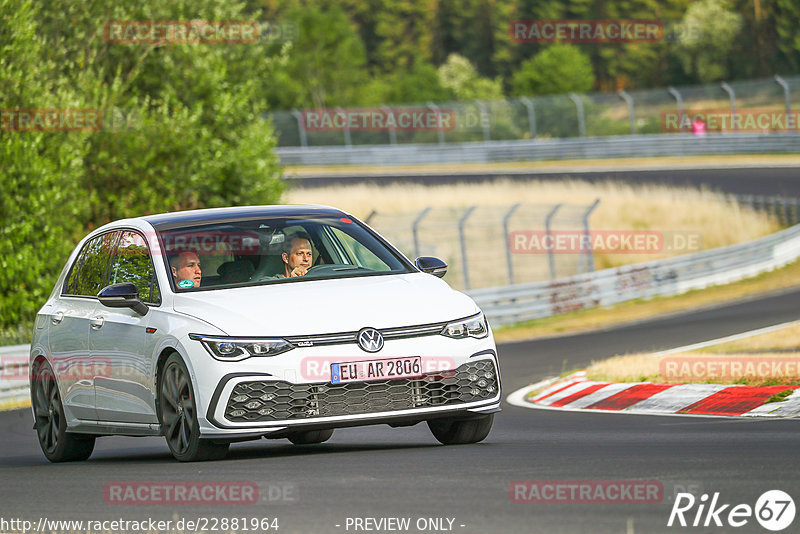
158;353;229;462
31;360;95;462
287;429;334;445
428;414;494;445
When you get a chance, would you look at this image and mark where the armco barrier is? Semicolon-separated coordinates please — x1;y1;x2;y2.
2;223;800;402
276;133;800;167
467;222;800;327
0;344;31;405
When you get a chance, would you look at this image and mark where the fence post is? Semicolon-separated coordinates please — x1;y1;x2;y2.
411;207;432;259
474;100;491;141
720;82;737;132
618;90;636;135
364;210;377;225
545;203;562;279
290;109;308;148
458;206;477;289
568;93;586;137
774;75;791;115
381;104;397;145
336;107;352;147
520;97;537;139
427;102;446;145
502;203;522;285
668;87;684;132
581;199;600;273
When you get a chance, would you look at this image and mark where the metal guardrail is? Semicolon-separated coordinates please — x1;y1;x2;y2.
467;222;800;327
0;344;31;405
276;133;800;167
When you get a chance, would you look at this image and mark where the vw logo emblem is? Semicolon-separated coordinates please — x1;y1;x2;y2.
357;328;384;353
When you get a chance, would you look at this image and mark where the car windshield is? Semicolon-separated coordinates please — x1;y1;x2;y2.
157;216;413;291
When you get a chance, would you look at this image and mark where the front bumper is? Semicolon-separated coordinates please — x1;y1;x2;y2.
198;351;501;438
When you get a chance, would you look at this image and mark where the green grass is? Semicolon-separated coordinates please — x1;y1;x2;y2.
765;389;796;404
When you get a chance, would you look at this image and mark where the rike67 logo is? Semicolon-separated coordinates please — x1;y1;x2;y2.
668;490;795;531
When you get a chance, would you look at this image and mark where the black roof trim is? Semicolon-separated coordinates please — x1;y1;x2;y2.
143;205;346;230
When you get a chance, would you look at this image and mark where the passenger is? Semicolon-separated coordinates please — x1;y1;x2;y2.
281;232;313;277
170;251;202;289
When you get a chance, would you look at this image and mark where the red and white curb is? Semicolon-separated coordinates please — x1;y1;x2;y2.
507;371;800;418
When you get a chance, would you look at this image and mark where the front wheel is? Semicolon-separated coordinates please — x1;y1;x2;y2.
428;414;494;445
158;353;229;462
31;360;95;462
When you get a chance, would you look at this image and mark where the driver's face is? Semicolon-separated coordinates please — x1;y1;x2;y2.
283;238;312;270
172;251;202;288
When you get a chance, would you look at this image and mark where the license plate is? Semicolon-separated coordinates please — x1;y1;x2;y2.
331;356;422;384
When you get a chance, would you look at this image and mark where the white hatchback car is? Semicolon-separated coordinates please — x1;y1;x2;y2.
29;205;501;462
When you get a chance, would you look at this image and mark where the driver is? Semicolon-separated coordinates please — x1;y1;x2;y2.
281;231;313;277
170;250;202;289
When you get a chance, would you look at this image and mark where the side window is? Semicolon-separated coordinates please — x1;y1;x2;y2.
65;232;119;297
110;231;160;304
330;227;391;271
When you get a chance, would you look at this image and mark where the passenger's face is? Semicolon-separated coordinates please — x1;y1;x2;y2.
172;252;202;288
283;238;312;270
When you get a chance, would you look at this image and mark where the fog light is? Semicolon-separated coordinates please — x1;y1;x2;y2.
245;401;261;409
478;379;487;387
233;394;248;403
487;385;496;393
484;372;493;379
257;407;273;416
260;393;275;402
470;388;480;395
468;374;478;381
230;409;246;417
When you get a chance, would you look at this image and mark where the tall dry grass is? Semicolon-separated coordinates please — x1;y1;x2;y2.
286;179;780;270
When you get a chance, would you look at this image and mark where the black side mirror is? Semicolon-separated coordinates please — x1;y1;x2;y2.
97;283;149;316
415;256;447;278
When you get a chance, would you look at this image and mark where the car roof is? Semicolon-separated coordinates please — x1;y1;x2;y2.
142;205;347;230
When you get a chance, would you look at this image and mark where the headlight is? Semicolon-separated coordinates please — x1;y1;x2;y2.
441;312;488;339
189;334;294;361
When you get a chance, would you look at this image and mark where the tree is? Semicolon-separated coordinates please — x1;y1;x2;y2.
438;54;504;101
511;44;594;96
673;0;743;82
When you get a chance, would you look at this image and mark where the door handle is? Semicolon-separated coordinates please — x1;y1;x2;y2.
90;316;105;329
51;311;64;325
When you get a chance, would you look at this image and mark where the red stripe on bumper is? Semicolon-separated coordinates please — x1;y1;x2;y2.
587;384;675;411
680;385;800;416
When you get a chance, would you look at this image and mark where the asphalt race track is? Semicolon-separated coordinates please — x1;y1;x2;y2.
2;287;800;534
289;165;800;196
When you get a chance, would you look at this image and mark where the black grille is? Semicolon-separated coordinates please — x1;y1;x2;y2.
224;360;499;423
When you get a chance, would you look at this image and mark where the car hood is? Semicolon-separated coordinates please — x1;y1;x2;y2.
172;273;479;336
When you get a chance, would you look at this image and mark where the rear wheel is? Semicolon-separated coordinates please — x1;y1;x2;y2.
31;360;95;462
158;353;229;462
287;429;334;445
428;414;494;445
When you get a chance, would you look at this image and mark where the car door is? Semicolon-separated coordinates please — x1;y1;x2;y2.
49;231;120;421
91;230;160;423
